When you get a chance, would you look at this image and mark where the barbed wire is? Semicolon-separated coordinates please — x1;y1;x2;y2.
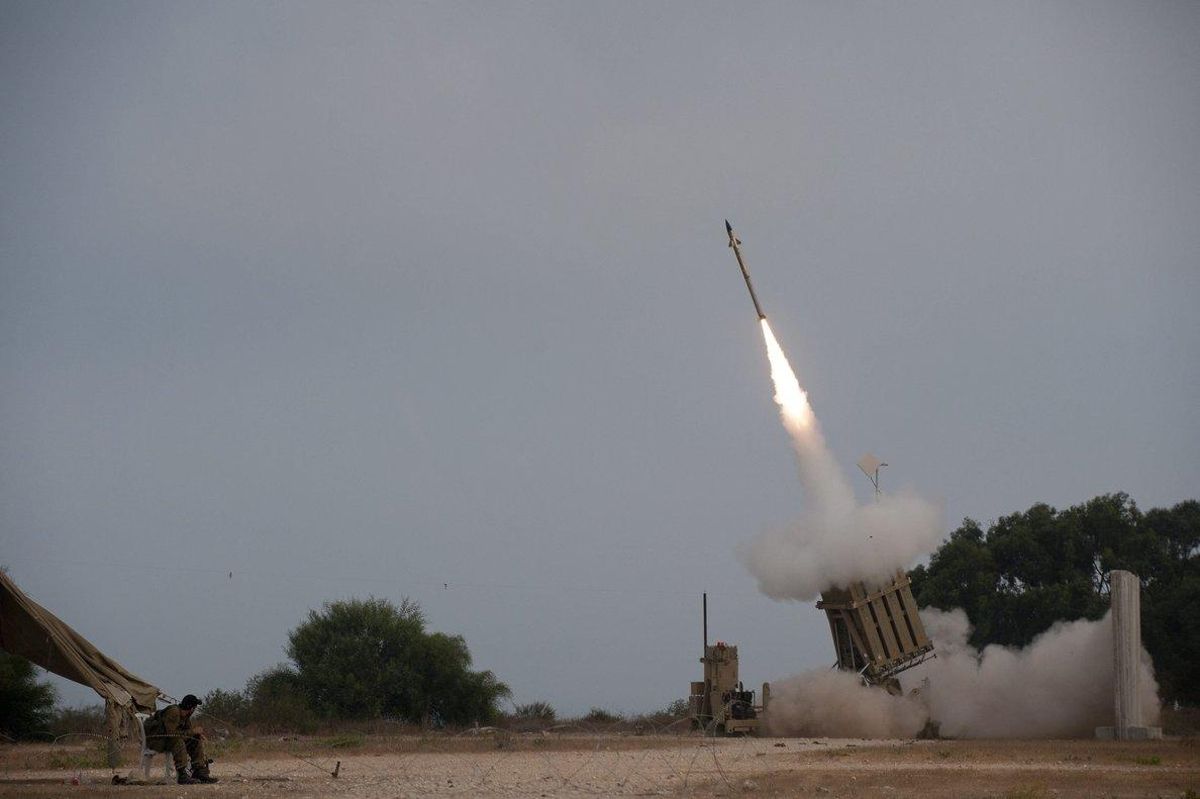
1;715;802;795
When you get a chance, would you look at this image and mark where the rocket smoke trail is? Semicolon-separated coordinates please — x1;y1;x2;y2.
755;319;1163;738
758;319;853;520
726;223;941;601
727;222;1161;738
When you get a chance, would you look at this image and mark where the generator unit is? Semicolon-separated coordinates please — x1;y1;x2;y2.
688;595;769;735
689;641;769;735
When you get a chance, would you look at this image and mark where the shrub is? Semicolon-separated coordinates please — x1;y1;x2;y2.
659;698;690;719
514;701;556;721
286;597;509;724
49;704;106;738
583;707;621;724
630;698;692;730
200;688;251;727
0;653;56;740
245;665;317;734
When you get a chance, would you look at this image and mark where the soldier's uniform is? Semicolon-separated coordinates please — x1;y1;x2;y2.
143;695;216;783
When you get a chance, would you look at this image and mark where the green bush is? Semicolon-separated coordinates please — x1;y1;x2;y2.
659;698;690;719
194;596;511;732
514;701;556;721
286;597;509;725
583;707;621;724
0;652;56;740
200;688;251;728
49;705;106;738
630;698;691;730
245;665;317;734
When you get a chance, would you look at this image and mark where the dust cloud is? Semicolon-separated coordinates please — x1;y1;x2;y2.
742;321;1160;738
917;608;1160;738
765;609;1161;739
765;669;926;738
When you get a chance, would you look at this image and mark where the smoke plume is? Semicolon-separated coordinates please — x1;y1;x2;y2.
918;608;1160;737
766;609;1161;738
765;669;926;738
741;321;1161;737
739;321;942;601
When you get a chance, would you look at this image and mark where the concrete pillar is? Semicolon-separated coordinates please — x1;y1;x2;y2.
1096;570;1162;740
1111;570;1141;735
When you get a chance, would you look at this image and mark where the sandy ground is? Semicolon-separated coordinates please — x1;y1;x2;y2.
1;735;1196;798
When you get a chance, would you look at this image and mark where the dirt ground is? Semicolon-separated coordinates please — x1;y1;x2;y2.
1;735;1196;798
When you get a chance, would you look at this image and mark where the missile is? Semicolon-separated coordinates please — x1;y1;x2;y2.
725;219;766;320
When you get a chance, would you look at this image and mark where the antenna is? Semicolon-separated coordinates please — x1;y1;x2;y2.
857;453;888;500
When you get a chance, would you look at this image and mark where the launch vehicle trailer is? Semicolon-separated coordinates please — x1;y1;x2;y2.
818;570;935;691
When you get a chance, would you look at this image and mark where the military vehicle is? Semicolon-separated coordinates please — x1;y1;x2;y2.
688;594;769;735
688;572;933;734
689;640;770;735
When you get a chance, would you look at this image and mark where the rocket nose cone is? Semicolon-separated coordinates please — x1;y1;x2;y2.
725;219;733;234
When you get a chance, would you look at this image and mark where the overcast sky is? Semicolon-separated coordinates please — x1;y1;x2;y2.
3;1;1197;716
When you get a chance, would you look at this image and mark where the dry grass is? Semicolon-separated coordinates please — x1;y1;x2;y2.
1165;705;1200;737
0;734;1195;798
742;738;1199;799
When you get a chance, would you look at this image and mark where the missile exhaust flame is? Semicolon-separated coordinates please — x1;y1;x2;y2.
760;318;812;431
727;218;940;600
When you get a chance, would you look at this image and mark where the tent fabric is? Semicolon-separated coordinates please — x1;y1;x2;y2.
0;571;160;712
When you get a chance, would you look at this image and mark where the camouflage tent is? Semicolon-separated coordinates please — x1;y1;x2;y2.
0;570;160;713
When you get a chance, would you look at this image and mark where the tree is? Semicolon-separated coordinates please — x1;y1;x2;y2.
909;519;997;642
244;664;315;733
199;688;249;727
285;596;509;724
910;494;1200;703
1140;500;1200;703
0;652;57;740
0;565;57;740
414;631;509;725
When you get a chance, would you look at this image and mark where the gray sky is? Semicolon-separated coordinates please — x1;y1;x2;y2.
2;1;1197;716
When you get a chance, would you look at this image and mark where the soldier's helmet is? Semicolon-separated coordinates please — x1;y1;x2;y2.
180;694;202;710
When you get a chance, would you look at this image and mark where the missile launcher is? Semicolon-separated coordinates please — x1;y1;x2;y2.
818;571;935;692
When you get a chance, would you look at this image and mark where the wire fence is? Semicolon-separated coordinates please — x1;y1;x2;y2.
0;714;813;796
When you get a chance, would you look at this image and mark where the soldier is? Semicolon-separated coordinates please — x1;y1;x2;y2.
143;694;218;784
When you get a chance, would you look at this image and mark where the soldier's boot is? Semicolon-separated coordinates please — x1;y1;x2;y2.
190;762;218;784
177;767;199;785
